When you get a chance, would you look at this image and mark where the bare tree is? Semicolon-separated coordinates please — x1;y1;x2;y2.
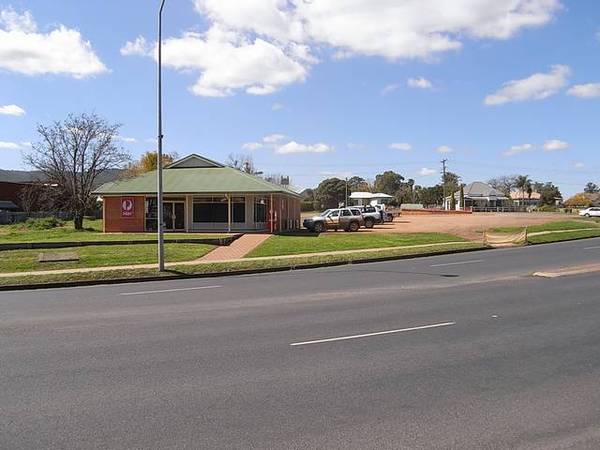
19;181;55;213
24;113;130;229
226;153;256;174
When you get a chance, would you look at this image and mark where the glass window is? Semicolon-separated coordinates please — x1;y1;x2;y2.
254;197;267;223
341;209;352;217
145;197;157;231
351;209;361;216
233;197;245;223
329;210;339;217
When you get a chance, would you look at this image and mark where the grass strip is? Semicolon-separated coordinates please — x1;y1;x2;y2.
0;242;483;288
0;243;215;273
527;229;600;244
246;232;467;258
493;220;599;234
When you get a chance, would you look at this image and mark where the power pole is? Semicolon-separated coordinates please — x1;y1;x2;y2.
157;0;166;272
441;159;448;210
345;177;348;207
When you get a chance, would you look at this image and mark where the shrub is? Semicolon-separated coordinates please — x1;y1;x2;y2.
24;216;64;230
537;205;558;212
300;201;315;212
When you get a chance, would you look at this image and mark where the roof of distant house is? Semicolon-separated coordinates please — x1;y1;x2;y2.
0;168;123;186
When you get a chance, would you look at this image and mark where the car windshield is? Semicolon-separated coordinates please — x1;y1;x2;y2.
318;209;331;216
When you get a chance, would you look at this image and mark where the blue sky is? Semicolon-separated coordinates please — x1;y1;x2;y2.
0;0;599;196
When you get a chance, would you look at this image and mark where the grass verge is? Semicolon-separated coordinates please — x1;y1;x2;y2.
0;242;484;288
527;229;600;244
0;219;229;244
493;220;599;234
246;232;467;258
0;243;215;273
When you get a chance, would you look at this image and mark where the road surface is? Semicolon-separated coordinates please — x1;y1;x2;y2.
2;238;600;449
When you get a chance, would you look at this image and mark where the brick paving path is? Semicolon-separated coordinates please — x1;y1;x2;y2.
197;233;271;261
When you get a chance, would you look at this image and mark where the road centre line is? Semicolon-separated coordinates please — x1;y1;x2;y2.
290;321;456;346
120;285;221;296
430;259;485;268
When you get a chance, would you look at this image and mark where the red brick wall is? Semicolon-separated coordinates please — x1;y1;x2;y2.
103;196;145;232
0;181;27;209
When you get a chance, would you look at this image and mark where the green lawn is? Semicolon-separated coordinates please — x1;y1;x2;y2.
0;243;215;273
0;241;484;287
527;229;600;244
0;219;230;244
493;220;600;234
246;232;467;258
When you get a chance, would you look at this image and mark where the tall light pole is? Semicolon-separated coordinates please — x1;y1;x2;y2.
157;0;166;271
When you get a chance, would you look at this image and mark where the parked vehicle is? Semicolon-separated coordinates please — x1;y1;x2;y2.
303;208;364;232
353;205;381;228
374;204;395;222
579;207;600;218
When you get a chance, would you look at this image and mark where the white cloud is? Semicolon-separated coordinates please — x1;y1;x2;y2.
0;8;107;78
543;139;568;151
574;162;584;169
115;136;137;144
436;145;453;154
407;77;433;89
242;142;264;150
123;0;560;97
271;102;284;111
389;142;412;151
419;167;437;176
123;26;310;97
484;65;570;105
120;36;150;56
381;83;401;95
0;140;23;149
503;143;534;156
262;133;286;143
275;141;332;154
0;104;25;116
567;83;600;99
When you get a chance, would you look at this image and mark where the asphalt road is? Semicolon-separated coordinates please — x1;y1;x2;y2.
2;238;600;449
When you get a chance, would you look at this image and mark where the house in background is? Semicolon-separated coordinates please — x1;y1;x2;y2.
93;154;301;233
510;190;541;207
0;169;43;211
445;181;510;211
349;192;394;206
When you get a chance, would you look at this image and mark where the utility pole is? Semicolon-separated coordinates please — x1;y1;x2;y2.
345;177;348;207
157;0;166;271
441;159;448;210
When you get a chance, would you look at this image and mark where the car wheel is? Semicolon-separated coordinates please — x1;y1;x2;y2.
313;222;324;233
349;221;360;232
364;218;374;228
585;213;591;218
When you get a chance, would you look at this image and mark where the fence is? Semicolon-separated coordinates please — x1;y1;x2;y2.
472;206;531;213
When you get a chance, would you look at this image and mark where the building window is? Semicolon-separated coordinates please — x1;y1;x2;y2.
145;197;157;231
231;196;246;223
192;196;246;223
254;197;267;223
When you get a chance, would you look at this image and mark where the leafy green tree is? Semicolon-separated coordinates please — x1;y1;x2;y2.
459;185;465;209
347;176;369;191
314;178;347;210
374;171;404;195
514;175;532;202
564;193;593;208
584;182;599;194
415;185;443;206
537;182;562;206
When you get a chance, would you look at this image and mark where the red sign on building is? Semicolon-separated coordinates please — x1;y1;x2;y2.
121;197;135;218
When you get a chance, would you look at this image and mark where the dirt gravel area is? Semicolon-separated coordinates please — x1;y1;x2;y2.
365;213;573;241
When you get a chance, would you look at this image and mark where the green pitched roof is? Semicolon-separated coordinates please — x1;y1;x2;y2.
93;166;300;197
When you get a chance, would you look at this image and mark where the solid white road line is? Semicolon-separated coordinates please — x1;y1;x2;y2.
290;321;456;346
120;285;221;296
430;259;485;268
584;246;600;250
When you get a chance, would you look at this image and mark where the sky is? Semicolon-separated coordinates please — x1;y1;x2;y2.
0;0;599;197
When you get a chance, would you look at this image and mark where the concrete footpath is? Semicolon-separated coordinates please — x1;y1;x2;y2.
0;241;471;278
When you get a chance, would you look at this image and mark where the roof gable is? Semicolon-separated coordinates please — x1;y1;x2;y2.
165;154;224;169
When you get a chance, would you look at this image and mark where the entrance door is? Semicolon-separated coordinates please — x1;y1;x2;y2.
174;202;185;230
163;202;185;231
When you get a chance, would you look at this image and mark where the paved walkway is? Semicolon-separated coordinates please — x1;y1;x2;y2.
199;233;271;262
